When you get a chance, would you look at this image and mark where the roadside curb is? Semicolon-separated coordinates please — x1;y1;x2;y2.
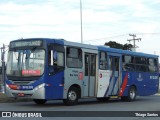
155;93;160;96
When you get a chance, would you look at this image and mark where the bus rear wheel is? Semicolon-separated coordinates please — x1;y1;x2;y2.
122;86;136;102
33;99;47;104
128;86;136;101
63;87;79;106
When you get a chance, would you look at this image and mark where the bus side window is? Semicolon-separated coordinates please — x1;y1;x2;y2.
148;58;157;72
66;47;82;68
109;57;113;70
48;45;65;75
56;52;64;67
99;51;107;70
115;58;119;71
122;55;135;71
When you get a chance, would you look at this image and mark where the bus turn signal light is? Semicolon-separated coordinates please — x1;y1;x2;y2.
8;84;18;90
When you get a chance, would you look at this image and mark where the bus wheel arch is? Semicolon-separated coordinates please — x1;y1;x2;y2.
63;84;81;106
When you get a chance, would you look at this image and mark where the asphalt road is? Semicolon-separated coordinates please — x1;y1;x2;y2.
0;95;160;120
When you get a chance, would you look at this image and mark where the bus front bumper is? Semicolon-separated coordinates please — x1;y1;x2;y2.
5;83;45;99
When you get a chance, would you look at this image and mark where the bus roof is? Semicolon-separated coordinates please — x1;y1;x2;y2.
11;38;97;50
98;46;159;58
10;38;158;58
11;38;65;45
64;40;97;50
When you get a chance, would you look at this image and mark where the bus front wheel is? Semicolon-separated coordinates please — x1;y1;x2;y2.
33;99;47;104
63;87;79;106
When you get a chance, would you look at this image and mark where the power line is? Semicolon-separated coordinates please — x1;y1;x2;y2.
84;32;160;43
84;34;128;42
136;33;160;35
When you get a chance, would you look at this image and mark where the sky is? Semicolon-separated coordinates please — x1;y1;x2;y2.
0;0;160;56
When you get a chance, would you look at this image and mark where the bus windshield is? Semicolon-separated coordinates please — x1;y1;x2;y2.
6;49;45;77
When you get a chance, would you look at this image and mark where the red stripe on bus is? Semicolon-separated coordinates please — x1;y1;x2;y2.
119;73;128;96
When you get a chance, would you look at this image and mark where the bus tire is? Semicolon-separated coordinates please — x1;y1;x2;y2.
122;86;136;102
63;87;79;106
33;99;47;104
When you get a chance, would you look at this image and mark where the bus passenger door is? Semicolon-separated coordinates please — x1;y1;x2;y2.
106;54;122;96
47;44;65;99
83;53;96;97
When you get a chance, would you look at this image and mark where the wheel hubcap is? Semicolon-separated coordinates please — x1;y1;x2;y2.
130;89;135;99
68;91;77;101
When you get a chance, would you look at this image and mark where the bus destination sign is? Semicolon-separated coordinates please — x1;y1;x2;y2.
10;40;42;48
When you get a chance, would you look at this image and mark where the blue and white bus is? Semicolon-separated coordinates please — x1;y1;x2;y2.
5;38;159;105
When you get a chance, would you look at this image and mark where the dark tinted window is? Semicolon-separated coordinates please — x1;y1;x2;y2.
147;58;158;72
66;47;82;68
122;55;158;73
135;57;146;64
99;52;107;70
122;55;135;71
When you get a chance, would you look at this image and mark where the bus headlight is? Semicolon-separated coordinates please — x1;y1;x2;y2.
34;83;45;91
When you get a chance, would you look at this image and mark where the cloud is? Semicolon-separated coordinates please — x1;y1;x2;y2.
0;0;160;56
0;1;82;41
0;2;63;26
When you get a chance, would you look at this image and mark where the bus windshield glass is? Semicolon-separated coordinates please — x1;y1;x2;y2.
6;49;45;77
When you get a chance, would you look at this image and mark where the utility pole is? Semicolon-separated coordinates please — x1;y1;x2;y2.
127;34;141;51
80;0;83;43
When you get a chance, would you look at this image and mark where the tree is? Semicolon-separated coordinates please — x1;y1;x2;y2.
104;41;133;50
123;43;133;51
